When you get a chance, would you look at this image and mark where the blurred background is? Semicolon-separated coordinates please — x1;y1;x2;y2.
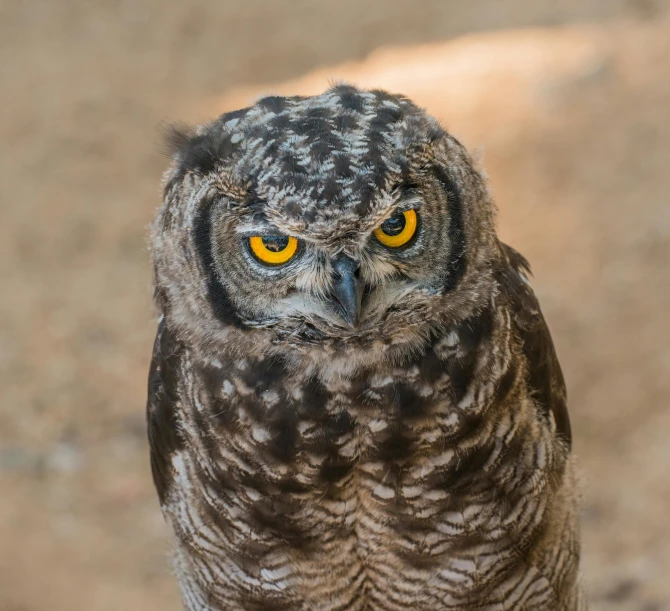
1;1;669;609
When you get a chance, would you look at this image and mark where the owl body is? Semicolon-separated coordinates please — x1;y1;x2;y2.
148;86;584;610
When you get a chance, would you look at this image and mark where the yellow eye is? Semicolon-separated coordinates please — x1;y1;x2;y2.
374;209;418;248
248;235;298;265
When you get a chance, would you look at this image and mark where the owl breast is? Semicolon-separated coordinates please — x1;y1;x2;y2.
161;296;570;610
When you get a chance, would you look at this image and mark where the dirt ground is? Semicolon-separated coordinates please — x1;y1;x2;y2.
1;1;669;610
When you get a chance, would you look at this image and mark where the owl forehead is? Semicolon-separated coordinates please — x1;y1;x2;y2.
199;86;444;236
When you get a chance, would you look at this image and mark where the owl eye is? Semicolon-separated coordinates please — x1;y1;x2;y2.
248;235;299;265
374;209;418;248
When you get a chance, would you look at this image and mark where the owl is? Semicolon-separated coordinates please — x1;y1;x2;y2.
147;85;584;610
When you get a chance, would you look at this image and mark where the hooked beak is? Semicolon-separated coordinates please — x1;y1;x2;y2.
329;255;363;329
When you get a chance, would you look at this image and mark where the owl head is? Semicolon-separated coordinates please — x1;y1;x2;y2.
152;85;501;365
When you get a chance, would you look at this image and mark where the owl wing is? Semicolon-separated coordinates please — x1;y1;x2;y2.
499;244;572;448
146;318;186;505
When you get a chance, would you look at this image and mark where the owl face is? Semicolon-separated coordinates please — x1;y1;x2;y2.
155;86;497;353
207;173;463;336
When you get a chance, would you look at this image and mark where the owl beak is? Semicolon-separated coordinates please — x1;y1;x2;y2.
329;255;363;329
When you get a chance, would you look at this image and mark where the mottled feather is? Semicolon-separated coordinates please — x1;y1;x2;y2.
147;85;585;610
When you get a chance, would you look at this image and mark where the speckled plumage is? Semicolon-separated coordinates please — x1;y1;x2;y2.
147;85;585;610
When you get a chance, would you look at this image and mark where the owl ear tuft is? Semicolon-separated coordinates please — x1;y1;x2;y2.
158;121;197;161
158;120;233;176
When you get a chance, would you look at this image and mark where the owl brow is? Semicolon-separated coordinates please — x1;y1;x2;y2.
379;194;423;221
389;181;423;211
394;196;423;213
234;219;284;236
232;205;278;235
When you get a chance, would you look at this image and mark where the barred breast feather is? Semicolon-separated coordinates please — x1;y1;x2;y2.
147;247;583;610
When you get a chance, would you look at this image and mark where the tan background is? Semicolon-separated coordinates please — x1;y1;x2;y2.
1;1;669;609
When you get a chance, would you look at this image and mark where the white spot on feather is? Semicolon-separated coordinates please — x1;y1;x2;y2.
373;483;395;500
251;427;271;443
368;418;388;433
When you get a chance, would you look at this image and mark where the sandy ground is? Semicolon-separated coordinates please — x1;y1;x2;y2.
1;2;669;610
